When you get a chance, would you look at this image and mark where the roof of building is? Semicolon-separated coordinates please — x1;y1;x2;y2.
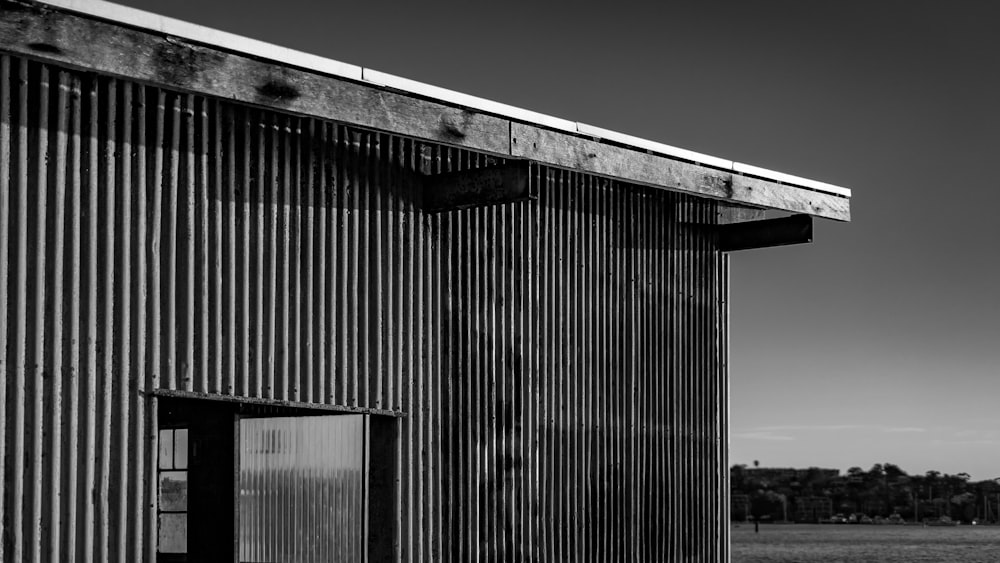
5;0;851;220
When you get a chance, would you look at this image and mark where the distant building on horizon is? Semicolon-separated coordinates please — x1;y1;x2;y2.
795;497;834;522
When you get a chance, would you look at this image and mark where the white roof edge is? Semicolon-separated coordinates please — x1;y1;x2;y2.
575;123;733;170
361;69;578;133
35;0;851;200
37;0;365;80
732;162;852;197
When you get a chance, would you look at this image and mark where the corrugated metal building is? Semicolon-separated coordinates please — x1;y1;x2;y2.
0;1;851;561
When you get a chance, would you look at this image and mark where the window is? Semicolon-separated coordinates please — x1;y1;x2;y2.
238;416;365;562
157;428;189;555
155;396;396;562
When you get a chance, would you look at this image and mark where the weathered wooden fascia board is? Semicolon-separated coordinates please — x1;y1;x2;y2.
32;0;852;203
732;175;850;221
0;0;512;155
511;123;851;221
36;0;366;81
1;0;851;220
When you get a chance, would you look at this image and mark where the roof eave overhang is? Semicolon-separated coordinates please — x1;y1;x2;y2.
0;0;851;221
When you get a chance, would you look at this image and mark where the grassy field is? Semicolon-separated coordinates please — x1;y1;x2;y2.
732;523;1000;563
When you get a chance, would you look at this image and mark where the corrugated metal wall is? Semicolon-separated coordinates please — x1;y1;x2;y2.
436;168;729;562
0;54;729;562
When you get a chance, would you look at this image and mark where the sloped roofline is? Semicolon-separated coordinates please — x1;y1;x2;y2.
34;0;851;200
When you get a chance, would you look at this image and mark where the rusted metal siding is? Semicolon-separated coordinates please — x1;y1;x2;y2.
0;53;729;562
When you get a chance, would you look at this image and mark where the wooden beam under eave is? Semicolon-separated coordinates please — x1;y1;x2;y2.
717;203;767;225
717;214;813;251
423;160;533;212
510;123;851;222
0;0;512;155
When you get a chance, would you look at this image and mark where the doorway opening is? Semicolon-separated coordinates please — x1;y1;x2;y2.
155;396;396;562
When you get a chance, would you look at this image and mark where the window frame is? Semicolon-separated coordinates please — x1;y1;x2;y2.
153;394;398;563
156;426;190;561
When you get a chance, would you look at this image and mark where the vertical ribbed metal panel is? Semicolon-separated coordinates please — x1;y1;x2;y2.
436;165;728;562
0;58;160;563
1;53;729;562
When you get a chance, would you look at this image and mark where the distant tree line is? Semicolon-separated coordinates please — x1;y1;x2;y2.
731;463;1000;523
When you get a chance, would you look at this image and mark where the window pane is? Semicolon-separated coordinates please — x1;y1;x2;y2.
159;471;188;512
158;429;173;470
174;428;189;469
238;415;364;563
157;513;186;553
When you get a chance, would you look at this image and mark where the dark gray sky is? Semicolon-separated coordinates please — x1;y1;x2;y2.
115;0;1000;479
